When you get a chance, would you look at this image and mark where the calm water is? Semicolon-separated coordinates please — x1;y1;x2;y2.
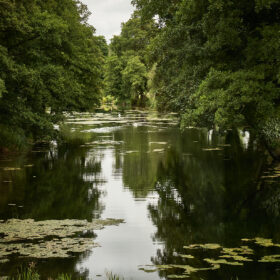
1;111;280;279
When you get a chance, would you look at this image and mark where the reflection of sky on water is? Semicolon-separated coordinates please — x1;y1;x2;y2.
78;150;163;280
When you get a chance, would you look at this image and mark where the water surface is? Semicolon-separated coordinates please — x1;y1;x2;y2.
1;111;280;279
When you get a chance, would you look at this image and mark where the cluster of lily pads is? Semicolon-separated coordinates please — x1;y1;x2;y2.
139;237;280;279
0;218;123;263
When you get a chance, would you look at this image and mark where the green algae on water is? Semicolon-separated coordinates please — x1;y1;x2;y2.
167;275;190;279
221;246;254;256
254;237;276;247
140;263;220;276
178;254;194;259
0;218;123;260
138;268;158;273
184;243;221;250
219;255;253;262
204;258;243;266
141;237;280;279
259;255;280;262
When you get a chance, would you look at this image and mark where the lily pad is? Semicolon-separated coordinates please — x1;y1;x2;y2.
204;258;243;266
171;265;200;274
241;238;253;242
221;246;254;256
259;255;280;262
220;255;253;262
0;218;123;260
178;254;194;259
173;264;220;275
139;268;157;273
167;275;190;279
184;243;221;250
254;238;275;247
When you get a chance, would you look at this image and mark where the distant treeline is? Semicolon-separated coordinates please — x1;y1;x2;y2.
104;0;280;158
0;0;107;149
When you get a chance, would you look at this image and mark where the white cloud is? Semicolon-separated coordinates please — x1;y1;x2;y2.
81;0;135;42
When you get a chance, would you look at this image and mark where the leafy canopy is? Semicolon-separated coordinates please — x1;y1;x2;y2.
132;0;280;150
0;0;105;146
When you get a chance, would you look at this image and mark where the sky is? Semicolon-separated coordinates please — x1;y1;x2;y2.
81;0;135;42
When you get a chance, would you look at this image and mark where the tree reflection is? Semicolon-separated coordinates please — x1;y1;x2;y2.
148;129;280;270
0;145;104;220
113;126;162;197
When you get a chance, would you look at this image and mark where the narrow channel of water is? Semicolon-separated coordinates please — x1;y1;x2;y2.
1;111;280;279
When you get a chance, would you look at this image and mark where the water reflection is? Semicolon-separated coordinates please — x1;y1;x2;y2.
145;130;280;279
1;112;280;279
0;145;104;221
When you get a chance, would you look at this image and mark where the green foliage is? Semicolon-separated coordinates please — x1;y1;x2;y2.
104;12;157;108
106;271;124;280
110;12;157;60
104;54;124;102
11;266;40;280
9;266;121;280
56;274;73;280
132;0;280;153
0;78;5;98
9;267;80;280
0;0;105;149
59;124;91;146
0;125;28;151
121;56;147;106
100;94;118;111
146;64;158;108
96;35;109;57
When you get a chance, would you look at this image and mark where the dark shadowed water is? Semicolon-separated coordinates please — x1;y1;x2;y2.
1;111;280;279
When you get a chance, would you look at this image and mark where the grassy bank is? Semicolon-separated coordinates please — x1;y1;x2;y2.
6;266;123;280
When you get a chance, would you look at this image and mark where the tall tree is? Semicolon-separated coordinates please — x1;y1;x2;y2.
104;12;157;107
133;0;280;156
0;0;104;148
121;56;147;106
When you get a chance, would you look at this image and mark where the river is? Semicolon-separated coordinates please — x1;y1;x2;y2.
1;111;280;279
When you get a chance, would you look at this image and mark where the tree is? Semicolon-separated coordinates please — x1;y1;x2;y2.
0;0;104;149
104;54;124;102
121;56;147;106
96;35;108;57
132;0;280;156
104;12;157;108
110;12;157;60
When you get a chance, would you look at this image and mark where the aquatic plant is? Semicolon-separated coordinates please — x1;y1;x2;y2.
105;271;124;280
140;238;280;278
56;274;73;280
183;243;221;250
10;266;39;280
7;270;123;280
0;219;123;261
9;268;77;280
